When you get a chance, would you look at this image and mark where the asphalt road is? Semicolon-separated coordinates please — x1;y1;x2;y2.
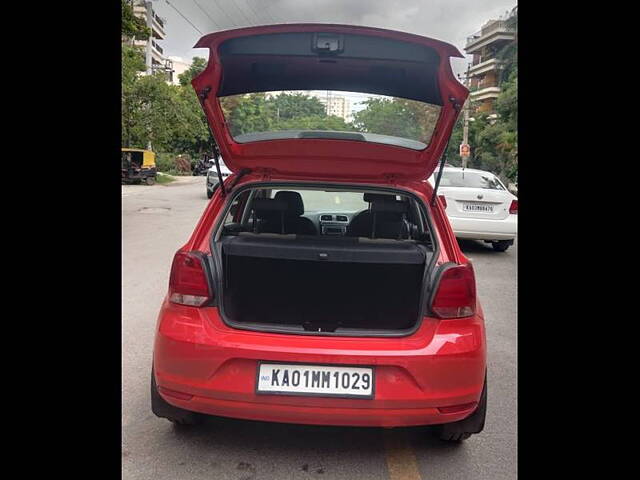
122;177;517;480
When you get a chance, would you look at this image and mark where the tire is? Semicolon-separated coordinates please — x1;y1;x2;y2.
492;240;511;252
145;177;155;186
436;375;487;442
151;368;202;426
206;189;214;199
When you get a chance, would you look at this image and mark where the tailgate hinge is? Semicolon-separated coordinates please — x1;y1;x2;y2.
258;168;275;181
198;86;212;101
383;173;401;184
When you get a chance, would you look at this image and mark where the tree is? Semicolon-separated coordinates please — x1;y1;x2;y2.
270;93;326;120
121;0;150;41
178;57;208;86
352;98;440;143
121;45;147;147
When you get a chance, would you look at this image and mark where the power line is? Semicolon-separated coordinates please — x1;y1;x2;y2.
210;0;240;28
228;0;253;25
243;0;272;24
164;0;203;35
192;0;222;30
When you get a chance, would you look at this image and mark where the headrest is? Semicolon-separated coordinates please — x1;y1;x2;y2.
251;198;287;219
371;200;408;214
363;193;397;203
274;191;305;216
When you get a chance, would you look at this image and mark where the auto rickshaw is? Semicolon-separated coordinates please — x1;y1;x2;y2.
121;148;157;185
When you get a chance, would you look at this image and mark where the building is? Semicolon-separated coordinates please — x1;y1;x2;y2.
168;56;191;85
264;90;352;122
308;92;351;122
464;7;517;113
131;1;174;81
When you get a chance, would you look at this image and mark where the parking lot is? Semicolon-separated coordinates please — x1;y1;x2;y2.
122;177;517;480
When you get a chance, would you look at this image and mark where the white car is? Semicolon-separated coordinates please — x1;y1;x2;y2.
428;167;517;251
206;159;232;198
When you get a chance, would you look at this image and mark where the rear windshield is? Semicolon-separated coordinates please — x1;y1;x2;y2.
440;171;505;190
219;91;441;150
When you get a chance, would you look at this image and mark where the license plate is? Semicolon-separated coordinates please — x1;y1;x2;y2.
256;362;375;398
463;203;493;212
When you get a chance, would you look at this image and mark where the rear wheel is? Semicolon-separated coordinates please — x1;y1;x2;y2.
491;240;511;252
436;375;487;442
151;368;202;426
145;176;155;186
206;189;214;199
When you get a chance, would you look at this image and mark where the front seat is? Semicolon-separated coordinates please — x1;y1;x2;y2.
346;193;396;237
262;191;317;235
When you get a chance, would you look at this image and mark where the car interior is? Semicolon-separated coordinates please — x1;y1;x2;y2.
215;187;435;334
221;188;430;242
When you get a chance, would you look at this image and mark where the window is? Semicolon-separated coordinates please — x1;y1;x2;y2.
440;171;505;190
270;189;370;213
219;90;442;150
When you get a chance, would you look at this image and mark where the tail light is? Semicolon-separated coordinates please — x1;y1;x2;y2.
168;251;212;307
509;200;518;214
438;195;447;209
431;263;476;318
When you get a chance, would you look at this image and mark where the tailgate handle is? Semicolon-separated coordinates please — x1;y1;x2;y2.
313;33;343;54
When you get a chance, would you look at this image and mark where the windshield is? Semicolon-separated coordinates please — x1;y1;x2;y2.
270;189;375;213
440;171;505;190
219;90;442;150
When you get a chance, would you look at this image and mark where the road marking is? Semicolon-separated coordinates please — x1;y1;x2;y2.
384;429;422;480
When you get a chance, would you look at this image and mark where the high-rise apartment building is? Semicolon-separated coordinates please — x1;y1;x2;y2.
464;7;517;113
131;0;174;81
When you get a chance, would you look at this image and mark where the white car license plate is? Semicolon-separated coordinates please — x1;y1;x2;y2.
256;362;375;398
463;203;493;213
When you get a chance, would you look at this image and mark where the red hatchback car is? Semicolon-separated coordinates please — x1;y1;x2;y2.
151;24;487;442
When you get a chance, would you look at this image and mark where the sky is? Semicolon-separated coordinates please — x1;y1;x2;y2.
151;0;515;109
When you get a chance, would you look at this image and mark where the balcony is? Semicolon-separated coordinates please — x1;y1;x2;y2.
151;40;164;55
470;86;501;101
468;57;502;76
465;20;515;54
151;10;166;39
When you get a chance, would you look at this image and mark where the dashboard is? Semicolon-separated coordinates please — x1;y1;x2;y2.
304;211;362;236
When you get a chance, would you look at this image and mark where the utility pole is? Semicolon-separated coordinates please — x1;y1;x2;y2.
461;63;471;169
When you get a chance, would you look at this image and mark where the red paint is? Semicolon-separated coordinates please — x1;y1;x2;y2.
191;24;468;180
153;25;486;428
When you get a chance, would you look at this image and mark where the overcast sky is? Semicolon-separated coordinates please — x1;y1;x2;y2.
153;0;516;78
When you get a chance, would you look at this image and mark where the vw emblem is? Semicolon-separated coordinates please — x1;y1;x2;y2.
477;194;484;200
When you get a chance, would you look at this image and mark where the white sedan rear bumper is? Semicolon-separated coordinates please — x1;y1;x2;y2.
449;214;517;241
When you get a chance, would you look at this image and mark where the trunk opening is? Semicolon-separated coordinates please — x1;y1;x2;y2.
219;234;431;334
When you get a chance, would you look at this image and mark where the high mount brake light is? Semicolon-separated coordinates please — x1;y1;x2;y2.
168;251;212;307
509;200;518;214
431;263;476;319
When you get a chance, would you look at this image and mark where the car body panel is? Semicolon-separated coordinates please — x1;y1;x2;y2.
153;25;486;429
153;300;486;427
191;24;468;180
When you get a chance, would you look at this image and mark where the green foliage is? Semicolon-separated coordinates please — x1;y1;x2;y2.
156;172;176;184
121;0;150;40
220;93;352;136
270;93;326;120
352;98;440;143
155;152;177;173
178;57;208;86
122;51;213;157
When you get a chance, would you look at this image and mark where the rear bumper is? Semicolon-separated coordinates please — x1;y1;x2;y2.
153;301;486;427
449;214;517;241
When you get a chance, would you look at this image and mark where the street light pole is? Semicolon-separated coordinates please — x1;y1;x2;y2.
461;63;471;169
